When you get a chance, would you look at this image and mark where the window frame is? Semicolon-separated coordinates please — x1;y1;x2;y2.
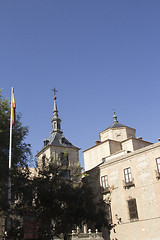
60;152;69;166
101;175;109;189
156;157;160;173
124;167;132;184
106;203;112;224
42;155;45;168
127;198;139;220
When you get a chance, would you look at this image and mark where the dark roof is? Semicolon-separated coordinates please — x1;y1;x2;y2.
48;132;80;149
104;112;134;130
107;121;126;129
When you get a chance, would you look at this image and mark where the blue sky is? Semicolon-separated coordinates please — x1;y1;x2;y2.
1;0;160;168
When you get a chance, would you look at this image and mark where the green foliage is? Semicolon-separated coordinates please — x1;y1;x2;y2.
5;164;108;240
29;164;108;239
0;90;32;239
0;90;108;239
0;90;32;171
0;90;32;209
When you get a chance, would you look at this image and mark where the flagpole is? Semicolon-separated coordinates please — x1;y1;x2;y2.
7;87;14;233
9;87;13;169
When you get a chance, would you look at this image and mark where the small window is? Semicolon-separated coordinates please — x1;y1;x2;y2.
60;152;64;160
106;204;112;224
58;123;60;129
101;175;108;189
123;167;134;188
60;152;69;166
42;155;45;167
124;167;132;183
61;170;70;180
156;158;160;173
128;198;138;220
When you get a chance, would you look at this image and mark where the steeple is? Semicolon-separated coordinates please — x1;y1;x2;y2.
41;88;80;149
51;88;62;134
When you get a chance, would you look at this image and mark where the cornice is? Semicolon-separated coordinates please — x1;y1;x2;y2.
36;144;80;157
83;138;120;153
100;141;160;169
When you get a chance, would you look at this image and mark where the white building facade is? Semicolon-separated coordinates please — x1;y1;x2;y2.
83;113;160;240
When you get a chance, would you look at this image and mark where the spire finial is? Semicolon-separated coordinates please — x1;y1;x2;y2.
52;88;58;116
113;110;118;122
52;88;57;100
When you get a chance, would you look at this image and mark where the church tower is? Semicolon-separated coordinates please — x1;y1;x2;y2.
36;89;80;178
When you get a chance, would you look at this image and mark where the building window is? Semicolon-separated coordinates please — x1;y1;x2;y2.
106;204;112;224
156;158;160;172
60;152;69;166
128;198;138;220
124;167;132;183
101;175;108;189
42;155;45;168
156;158;160;179
61;170;70;180
123;167;135;188
101;175;110;193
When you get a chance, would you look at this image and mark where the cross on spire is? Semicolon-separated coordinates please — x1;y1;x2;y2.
52;88;57;99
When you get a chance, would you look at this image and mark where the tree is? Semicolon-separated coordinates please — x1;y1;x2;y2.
0;90;32;239
0;90;32;170
6;161;108;240
0;163;108;240
0;90;109;239
28;163;109;240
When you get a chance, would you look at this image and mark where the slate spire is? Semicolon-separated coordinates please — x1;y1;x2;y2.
43;89;79;149
51;88;62;134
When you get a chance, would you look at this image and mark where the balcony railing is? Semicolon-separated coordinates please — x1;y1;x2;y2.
101;186;110;194
71;229;103;240
123;179;135;189
155;170;160;179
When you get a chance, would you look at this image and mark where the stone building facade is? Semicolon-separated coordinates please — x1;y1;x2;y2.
36;90;80;178
83;113;160;240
